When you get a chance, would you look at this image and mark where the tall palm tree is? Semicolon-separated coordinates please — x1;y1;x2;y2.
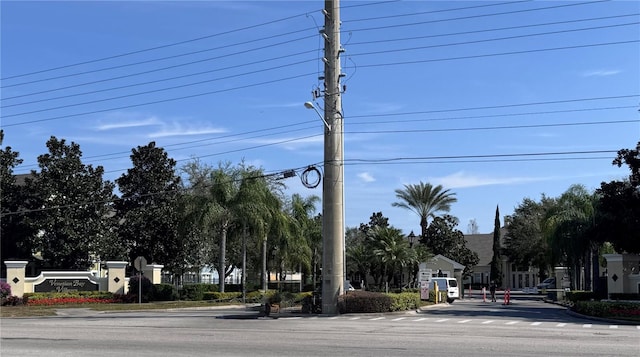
392;182;457;241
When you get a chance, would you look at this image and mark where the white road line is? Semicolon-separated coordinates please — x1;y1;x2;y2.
349;317;360;320
329;316;340;320
457;320;471;324
413;318;428;322
530;322;542;326
370;317;385;321
556;323;567;327
609;325;618;329
505;321;519;325
436;319;450;323
482;320;494;324
392;317;406;321
637;326;640;330
583;324;592;328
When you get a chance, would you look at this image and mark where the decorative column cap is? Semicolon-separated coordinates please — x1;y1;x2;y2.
105;261;129;269
4;261;29;269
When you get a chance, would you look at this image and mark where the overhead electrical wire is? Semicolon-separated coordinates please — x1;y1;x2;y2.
1;1;615;93
4;147;621;217
13;103;634;172
4;39;637;127
5;18;636;108
0;0;520;83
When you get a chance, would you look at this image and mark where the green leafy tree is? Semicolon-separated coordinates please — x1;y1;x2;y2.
24;137;116;269
503;197;554;278
593;142;640;254
422;215;479;277
392;182;457;243
0;130;35;264
115;142;182;271
489;206;503;286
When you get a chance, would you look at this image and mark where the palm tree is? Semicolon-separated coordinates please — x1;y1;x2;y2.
543;184;596;290
369;226;413;291
288;194;320;287
392;182;457;241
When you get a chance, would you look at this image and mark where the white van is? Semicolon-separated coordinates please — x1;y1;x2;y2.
429;277;460;303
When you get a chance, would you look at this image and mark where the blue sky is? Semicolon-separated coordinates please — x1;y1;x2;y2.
2;0;639;235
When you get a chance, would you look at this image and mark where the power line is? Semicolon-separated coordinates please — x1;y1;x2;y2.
1;72;315;127
346;13;639;47
2;58;318;118
4;39;637;128
348;106;638;125
349;22;639;58
0;0;515;83
5;17;635;107
345;119;639;135
2;1;617;93
0;8;320;81
356;40;639;68
344;0;611;33
14;104;632;172
343;149;619;163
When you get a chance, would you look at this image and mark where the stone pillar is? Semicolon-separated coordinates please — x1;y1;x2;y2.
143;264;164;284
105;261;128;295
4;261;28;298
604;254;640;297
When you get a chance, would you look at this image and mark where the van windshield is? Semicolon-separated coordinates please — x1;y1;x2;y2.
448;280;457;287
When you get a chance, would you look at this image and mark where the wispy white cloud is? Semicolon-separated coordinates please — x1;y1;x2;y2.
97;116;159;130
581;69;621;77
357;172;375;183
429;171;547;189
149;123;226;138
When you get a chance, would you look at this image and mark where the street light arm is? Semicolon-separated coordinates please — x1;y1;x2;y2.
304;102;331;131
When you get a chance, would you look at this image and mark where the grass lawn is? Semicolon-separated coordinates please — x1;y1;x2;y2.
0;300;240;318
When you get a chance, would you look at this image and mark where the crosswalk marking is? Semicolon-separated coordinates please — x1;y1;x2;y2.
609;325;618;329
329;316;340;320
370;317;385;321
530;322;542;326
436;319;450;323
583;324;592;328
482;320;494;324
349;317;360;320
505;321;519;325
392;317;406;321
556;323;566;327
458;320;471;324
413;318;428;322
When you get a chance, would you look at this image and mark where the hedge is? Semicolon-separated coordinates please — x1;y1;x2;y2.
574;301;640;320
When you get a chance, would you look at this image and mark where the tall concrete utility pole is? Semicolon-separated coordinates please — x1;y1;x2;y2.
321;0;345;315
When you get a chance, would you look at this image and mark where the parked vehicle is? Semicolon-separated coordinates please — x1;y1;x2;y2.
536;277;556;290
429;277;459;303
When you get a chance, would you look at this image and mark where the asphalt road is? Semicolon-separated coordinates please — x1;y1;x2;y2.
1;299;638;356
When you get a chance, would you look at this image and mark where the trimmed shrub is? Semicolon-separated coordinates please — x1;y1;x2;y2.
24;291;115;305
339;291;393;313
429;289;448;304
574;301;640;320
180;284;208;301
565;291;596;303
388;292;421;312
609;293;640;301
202;292;242;301
153;284;178;301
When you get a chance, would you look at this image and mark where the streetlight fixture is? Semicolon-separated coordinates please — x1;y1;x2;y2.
304;102;331;131
408;231;416;248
